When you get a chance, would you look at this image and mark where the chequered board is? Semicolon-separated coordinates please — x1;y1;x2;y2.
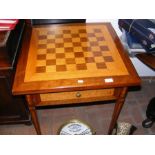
24;24;129;82
36;29;112;73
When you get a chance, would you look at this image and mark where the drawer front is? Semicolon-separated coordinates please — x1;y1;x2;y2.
36;88;116;106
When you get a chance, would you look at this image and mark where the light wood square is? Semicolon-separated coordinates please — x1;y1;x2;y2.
46;53;56;59
46;66;56;73
64;42;73;47
37;49;47;55
91;46;101;52
55;48;65;53
65;52;75;58
56;59;66;65
81;42;90;47
63;34;72;38
55;38;64;43
86;63;98;70
66;64;77;71
47;43;55;49
72;38;80;42
75;58;86;64
47;34;55;39
74;47;83;52
88;37;97;42
38;39;47;44
84;52;93;57
94;57;104;63
36;60;46;67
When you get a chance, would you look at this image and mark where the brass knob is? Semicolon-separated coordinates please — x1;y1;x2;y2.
76;92;81;97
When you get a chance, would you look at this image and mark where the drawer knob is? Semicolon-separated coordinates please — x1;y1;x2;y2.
76;92;81;97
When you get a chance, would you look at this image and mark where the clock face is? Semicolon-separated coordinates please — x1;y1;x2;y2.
58;120;94;135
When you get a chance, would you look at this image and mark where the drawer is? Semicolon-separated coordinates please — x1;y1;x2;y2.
35;88;116;106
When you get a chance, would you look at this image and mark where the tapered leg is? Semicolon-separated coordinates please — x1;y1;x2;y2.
108;87;128;135
26;95;41;135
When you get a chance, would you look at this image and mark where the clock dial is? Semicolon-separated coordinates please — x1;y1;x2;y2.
58;119;95;135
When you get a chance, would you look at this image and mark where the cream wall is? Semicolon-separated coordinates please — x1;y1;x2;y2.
86;19;155;77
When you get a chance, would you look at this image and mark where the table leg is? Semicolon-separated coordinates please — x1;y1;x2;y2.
108;87;128;135
26;95;41;135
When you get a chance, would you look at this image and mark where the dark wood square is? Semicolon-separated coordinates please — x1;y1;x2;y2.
96;62;107;69
74;52;84;57
76;64;87;70
56;53;65;58
82;47;91;51
71;33;79;38
66;58;76;64
93;52;102;57
79;29;87;33
63;38;72;42
36;66;46;73
73;42;81;47
85;57;95;63
46;59;56;65
55;34;63;38
63;30;71;34
65;47;73;52
55;43;64;48
38;44;47;49
47;39;55;44
80;37;88;42
97;37;105;41
56;65;67;72
100;45;109;51
103;56;114;62
90;41;98;46
37;54;46;60
47;48;56;53
38;35;47;40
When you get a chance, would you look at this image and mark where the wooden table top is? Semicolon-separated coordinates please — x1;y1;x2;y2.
13;23;140;95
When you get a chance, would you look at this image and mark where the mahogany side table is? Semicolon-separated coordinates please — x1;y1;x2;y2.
12;23;141;134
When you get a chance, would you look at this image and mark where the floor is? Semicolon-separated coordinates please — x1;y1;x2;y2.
0;78;155;135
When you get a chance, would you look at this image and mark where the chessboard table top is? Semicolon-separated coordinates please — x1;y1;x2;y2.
13;23;140;95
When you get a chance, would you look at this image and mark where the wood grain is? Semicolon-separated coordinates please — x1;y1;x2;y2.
13;23;140;95
24;24;129;82
37;88;115;105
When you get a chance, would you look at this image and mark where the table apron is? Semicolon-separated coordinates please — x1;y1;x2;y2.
27;88;122;106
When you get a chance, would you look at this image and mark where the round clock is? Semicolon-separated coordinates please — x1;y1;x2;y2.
58;119;95;135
